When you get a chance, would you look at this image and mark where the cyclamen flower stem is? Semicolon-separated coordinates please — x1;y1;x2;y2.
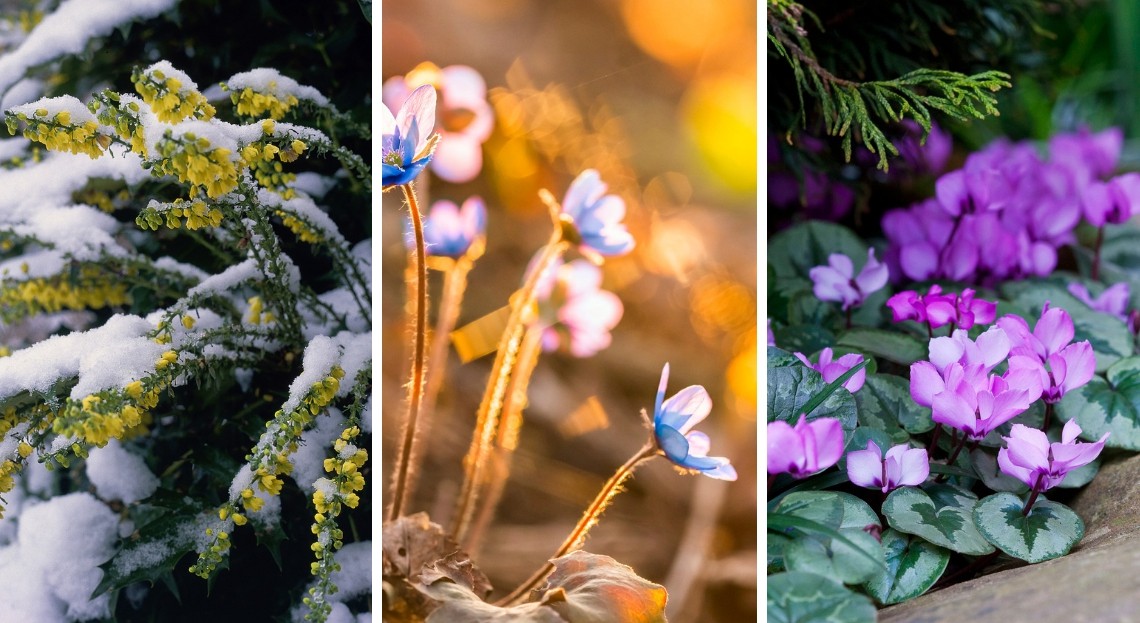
1042;402;1054;433
938;214;965;271
1093;225;1105;281
929;424;943;459
845;306;852;330
496;441;658;607
387;182;430;521
452;232;570;544
465;327;545;556
1023;475;1045;515
937;433;970;481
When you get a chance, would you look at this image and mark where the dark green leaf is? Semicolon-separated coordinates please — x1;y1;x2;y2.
882;484;994;555
767;571;876;623
854;373;931;439
1056;356;1140;450
969;448;1029;494
973;493;1085;563
837;329;927;366
767;348;858;436
862;528;949;605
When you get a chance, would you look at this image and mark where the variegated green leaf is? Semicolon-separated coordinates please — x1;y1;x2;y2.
862;528;950;605
969;448;1029;494
1056;356;1140;450
838;329;927;366
767;348;858;434
779;492;885;585
973;493;1085;563
767;571;876;623
882;484;994;555
854;373;930;440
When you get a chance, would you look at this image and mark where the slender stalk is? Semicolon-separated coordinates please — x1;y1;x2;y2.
465;327;544;555
387;183;429;521
929;423;943;459
1022;475;1044;516
496;442;658;606
936;431;970;482
451;233;568;543
1042;402;1054;433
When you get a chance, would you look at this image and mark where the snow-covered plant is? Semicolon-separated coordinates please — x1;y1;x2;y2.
0;2;371;621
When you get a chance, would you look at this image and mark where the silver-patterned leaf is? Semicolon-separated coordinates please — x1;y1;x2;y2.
973;492;1085;563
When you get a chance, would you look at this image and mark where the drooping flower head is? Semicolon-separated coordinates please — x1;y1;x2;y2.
809;249;888;311
999;305;1096;404
887;285;996;331
652;364;736;480
558;169;635;259
767;414;844;479
532;258;623;358
793;348;866;393
846;441;929;494
381;84;440;187
1068;282;1130;321
998;420;1108;492
1081;173;1140;227
408;196;487;258
382;62;494;183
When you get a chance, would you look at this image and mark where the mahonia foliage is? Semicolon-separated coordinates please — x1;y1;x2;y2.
767;0;1055;169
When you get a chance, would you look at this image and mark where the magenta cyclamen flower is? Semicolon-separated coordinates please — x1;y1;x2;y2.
846;441;929;494
381;84;440;187
999;305;1096;404
382;64;494;183
559;169;635;259
1081;173;1140;227
533;258;623;358
653;364;736;480
809;249;888;311
767;415;845;479
793;348;865;393
998;420;1108;492
410;197;486;258
887;285;996;330
1068;282;1130;320
930;362;1043;440
909;327;1011;408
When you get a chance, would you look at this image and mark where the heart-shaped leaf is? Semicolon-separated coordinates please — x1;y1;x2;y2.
969;448;1029;494
882;484;994;555
838;329;927;366
862;528;950;605
767;348;858;435
855;373;934;437
773;324;837;356
839;427;897;472
767;571;876;623
973;493;1085;563
1000;280;1132;373
1056;355;1140;450
777;493;884;585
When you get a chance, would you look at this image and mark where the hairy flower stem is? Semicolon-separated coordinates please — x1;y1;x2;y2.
496;442;659;607
465;327;544;556
401;253;480;509
1093;226;1105;281
452;233;569;543
387;183;429;521
1023;475;1045;515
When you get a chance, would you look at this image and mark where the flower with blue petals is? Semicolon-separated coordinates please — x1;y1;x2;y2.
381;84;440;187
652;363;737;481
560;169;635;259
407;196;487;258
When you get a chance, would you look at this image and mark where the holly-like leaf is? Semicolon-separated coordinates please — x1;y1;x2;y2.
542;551;668;623
973;493;1085;563
854;373;932;438
862;528;949;605
837;329;927;366
767;348;858;436
767;571;876;623
1056;355;1140;450
882;484;994;555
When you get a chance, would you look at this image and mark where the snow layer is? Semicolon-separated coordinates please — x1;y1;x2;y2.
86;439;159;504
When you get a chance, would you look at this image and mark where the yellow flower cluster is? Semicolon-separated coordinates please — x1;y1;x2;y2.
277;210;322;243
316;426;368;512
246;296;277;325
132;67;216;124
242;139;307;199
231;86;299;120
152;133;239;198
6;109;112;159
306;424;367;620
188;526;232;579
52;362;168;447
136;198;224;231
90;94;148;156
0;268;130;318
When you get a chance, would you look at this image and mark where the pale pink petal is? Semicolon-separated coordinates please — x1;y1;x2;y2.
1034;306;1075;357
846;444;884;489
1056;341;1096;394
928;336;965;372
855;249;889;294
1061;419;1083;445
767;420;802;474
909;361;945;407
897;447;930;487
997;447;1035;486
827;253;855;278
807;418;845;471
430;134;484;183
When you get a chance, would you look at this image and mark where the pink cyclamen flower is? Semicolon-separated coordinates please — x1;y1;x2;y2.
409;196;486;258
793;348;866;393
998;306;1096;404
846;440;929;494
887;285;995;330
809;249;889;311
382;63;494;183
930;362;1043;440
1068;282;1130;321
560;169;635;258
381;84;439;187
533;258;623;358
909;326;1011;407
767;415;845;479
998;420;1108;492
653;363;736;480
1081;173;1140;227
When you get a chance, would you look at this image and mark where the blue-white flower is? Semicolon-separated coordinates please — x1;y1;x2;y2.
652;363;736;481
381;84;440;187
406;196;487;258
560;169;635;258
